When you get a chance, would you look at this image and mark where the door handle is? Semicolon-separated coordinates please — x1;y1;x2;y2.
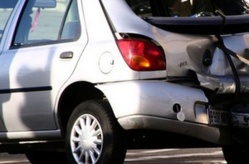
60;51;73;59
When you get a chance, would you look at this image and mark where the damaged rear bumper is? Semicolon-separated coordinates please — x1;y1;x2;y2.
96;80;234;144
96;80;208;122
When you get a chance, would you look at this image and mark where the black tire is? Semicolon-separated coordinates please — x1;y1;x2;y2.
222;145;249;164
66;100;127;164
25;150;68;164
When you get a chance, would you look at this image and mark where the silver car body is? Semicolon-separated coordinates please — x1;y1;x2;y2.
1;0;249;162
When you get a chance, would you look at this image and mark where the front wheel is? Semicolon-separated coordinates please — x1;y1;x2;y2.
66;100;127;164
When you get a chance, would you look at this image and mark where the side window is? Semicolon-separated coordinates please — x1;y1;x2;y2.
13;0;80;47
61;0;81;40
0;0;18;43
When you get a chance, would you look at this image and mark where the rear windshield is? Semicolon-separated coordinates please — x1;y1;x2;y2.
126;0;249;17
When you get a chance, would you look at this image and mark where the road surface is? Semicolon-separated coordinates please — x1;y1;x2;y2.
0;148;226;164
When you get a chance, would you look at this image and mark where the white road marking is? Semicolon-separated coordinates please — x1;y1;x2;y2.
125;150;224;162
126;149;179;155
0;160;29;164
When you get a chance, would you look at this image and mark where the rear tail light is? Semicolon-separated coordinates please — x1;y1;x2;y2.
117;39;166;71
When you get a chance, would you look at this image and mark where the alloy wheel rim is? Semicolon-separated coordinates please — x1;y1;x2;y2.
70;114;103;164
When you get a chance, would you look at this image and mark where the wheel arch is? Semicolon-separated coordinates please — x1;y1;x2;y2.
57;81;104;135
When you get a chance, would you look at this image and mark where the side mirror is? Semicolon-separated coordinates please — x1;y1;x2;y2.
34;0;57;8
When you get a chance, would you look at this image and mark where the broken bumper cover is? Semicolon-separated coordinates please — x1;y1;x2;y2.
197;74;249;94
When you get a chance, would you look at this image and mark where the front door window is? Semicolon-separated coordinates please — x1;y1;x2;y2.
0;0;18;43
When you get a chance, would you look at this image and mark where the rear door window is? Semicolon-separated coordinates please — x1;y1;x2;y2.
13;0;81;47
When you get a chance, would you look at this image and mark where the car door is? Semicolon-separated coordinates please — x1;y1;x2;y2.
0;0;20;132
0;0;87;132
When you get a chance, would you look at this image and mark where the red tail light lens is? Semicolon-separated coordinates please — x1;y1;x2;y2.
117;39;166;71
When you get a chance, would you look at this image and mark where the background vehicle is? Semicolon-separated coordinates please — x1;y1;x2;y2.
1;0;249;164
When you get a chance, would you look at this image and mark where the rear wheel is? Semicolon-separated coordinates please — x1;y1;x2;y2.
66;100;126;164
222;145;249;164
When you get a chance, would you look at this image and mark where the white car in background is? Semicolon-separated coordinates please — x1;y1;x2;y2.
1;0;249;164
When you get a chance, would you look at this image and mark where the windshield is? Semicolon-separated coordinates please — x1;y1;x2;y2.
126;0;249;17
0;0;18;42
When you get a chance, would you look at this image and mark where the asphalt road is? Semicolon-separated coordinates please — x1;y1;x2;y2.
0;148;226;164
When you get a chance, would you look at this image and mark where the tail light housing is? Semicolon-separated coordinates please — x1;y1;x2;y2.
117;39;166;71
